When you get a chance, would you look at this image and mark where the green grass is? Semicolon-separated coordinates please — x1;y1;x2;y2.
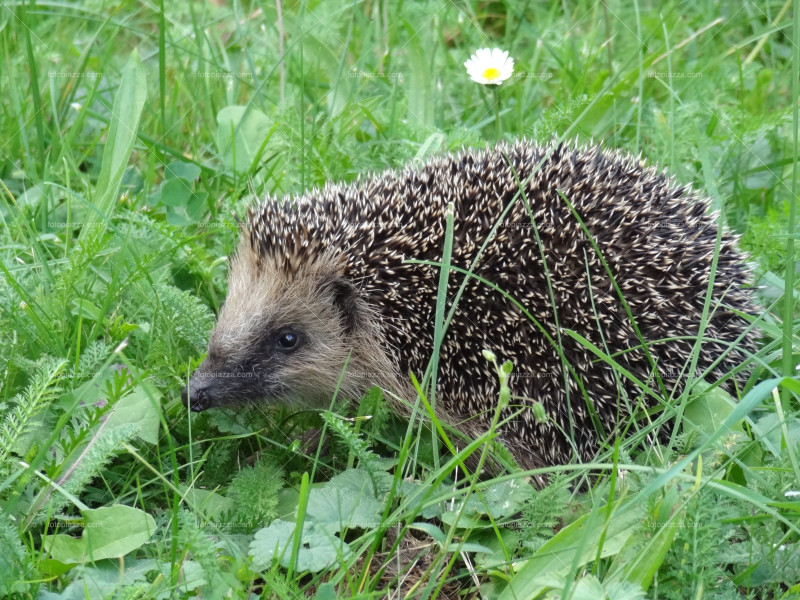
1;0;799;598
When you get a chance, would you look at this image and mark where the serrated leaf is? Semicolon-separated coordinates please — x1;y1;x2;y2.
305;470;383;534
478;478;532;518
570;574;606;600
326;468;375;495
249;520;349;573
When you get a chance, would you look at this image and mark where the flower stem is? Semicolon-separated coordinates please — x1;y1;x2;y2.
493;87;501;141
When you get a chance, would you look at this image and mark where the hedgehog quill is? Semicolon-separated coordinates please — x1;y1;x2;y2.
182;141;756;471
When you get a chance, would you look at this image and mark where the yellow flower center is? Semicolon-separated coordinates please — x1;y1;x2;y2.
482;67;501;81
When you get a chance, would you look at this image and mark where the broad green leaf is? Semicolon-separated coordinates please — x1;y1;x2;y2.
38;560;156;600
160;177;192;207
473;527;520;569
606;485;684;590
313;582;338;600
71;299;103;322
604;581;647;600
35;557;73;579
398;480;445;519
499;502;642;600
165;210;194;226
186;192;207;221
43;534;85;564
180;487;234;522
44;505;156;563
216;105;272;173
165;160;201;181
79;50;146;244
105;383;161;444
408;522;446;546
154;559;206;592
754;413;800;454
570;574;607;600
639;377;790;498
684;380;742;437
440;510;485;529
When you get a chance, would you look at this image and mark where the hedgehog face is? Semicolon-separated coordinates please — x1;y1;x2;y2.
182;243;377;411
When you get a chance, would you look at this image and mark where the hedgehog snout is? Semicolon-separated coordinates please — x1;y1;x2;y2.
181;370;223;412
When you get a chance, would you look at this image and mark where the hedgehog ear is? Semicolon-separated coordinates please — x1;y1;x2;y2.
322;277;362;334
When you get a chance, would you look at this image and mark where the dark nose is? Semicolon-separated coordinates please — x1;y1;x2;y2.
181;382;210;412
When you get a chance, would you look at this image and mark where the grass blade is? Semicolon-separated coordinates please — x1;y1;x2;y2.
78;49;146;244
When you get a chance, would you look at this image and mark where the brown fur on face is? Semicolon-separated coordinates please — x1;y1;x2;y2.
182;240;406;412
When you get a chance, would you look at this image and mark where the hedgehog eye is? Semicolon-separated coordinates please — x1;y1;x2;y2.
274;329;303;353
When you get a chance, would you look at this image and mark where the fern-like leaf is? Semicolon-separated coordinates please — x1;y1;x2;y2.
149;282;215;362
0;508;32;597
0;356;67;471
321;412;392;496
75;340;112;381
25;422;138;527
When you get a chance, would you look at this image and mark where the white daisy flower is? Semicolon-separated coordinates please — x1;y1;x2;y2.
464;48;514;85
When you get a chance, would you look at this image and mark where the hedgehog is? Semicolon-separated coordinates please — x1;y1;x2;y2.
181;140;757;472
